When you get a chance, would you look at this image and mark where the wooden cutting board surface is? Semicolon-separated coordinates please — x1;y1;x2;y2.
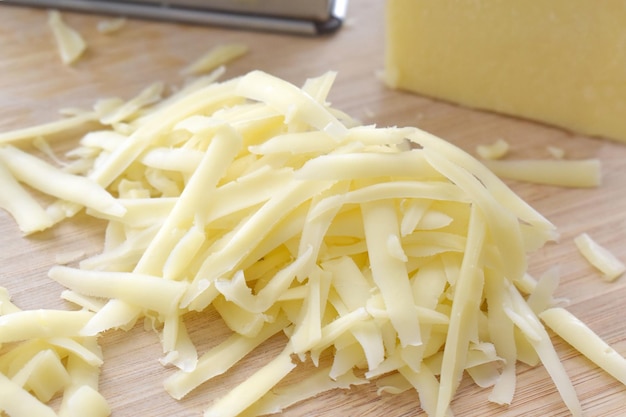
1;1;625;416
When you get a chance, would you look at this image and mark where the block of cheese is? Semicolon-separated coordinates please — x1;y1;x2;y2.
384;0;626;143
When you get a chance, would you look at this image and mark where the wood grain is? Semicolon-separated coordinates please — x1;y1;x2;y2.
1;1;625;416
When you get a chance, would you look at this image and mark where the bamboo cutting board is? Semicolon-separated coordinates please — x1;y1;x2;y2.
1;1;626;416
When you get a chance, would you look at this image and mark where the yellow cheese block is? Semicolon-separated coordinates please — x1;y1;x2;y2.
384;0;626;143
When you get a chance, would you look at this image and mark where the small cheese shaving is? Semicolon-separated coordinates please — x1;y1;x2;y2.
97;17;127;34
574;233;626;281
48;10;87;65
476;138;509;160
181;43;249;76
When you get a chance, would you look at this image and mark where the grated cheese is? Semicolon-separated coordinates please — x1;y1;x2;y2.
0;287;108;416
0;373;58;417
547;145;566;159
0;69;622;417
481;158;602;188
540;307;626;385
203;347;296;417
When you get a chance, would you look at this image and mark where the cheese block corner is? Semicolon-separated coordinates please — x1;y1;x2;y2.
384;0;626;143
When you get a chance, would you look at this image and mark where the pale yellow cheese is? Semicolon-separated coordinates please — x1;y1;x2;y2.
48;10;87;65
97;17;126;35
0;287;108;416
3;67;624;417
385;0;626;142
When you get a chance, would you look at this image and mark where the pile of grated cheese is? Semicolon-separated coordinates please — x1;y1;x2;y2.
1;69;625;417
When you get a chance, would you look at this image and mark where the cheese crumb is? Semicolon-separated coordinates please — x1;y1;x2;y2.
97;17;127;34
547;146;566;159
476;138;509;160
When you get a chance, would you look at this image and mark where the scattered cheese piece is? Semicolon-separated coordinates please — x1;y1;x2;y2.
0;113;97;145
54;250;86;265
48;10;87;65
574;233;626;281
181;43;249;76
476;138;509;160
97;17;127;34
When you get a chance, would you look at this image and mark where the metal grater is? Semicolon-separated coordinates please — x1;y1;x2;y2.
0;0;349;35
